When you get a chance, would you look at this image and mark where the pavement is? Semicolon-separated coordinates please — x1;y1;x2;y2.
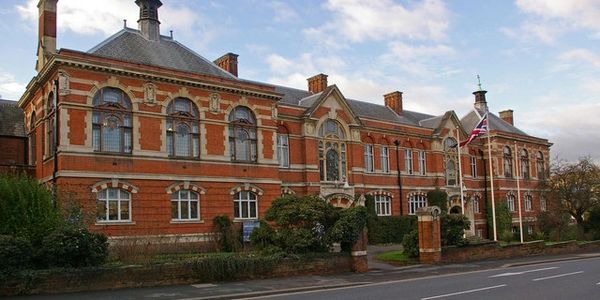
13;245;600;300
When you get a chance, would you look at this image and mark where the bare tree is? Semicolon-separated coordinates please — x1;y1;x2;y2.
545;157;600;235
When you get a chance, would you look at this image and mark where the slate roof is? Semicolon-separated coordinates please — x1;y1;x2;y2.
461;109;529;136
88;28;236;79
0;99;26;137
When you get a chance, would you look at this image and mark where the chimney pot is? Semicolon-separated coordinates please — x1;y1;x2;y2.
499;109;514;126
384;91;403;114
214;53;239;77
307;73;328;93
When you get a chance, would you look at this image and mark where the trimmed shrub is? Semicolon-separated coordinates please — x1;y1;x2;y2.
327;206;368;251
213;215;242;252
365;195;417;244
500;230;513;243
402;230;419;258
441;213;470;247
487;201;512;236
39;227;108;268
191;255;281;281
427;188;448;212
0;235;33;271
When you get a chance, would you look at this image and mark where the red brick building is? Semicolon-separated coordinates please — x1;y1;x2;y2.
17;0;550;241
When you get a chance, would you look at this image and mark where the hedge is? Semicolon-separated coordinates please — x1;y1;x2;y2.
365;195;417;244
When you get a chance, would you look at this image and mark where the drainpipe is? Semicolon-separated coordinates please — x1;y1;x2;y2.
52;80;59;202
394;140;403;215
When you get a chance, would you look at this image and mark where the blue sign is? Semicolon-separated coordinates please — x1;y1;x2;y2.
242;220;260;242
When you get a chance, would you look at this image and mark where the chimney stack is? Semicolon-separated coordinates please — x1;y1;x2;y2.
36;0;58;72
473;90;488;111
136;0;162;41
307;74;328;94
384;91;403;115
214;53;239;77
499;109;514;125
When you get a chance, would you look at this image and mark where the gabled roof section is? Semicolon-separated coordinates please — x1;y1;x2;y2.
428;110;467;137
0;99;25;137
461;109;529;136
88;28;237;79
301;85;361;125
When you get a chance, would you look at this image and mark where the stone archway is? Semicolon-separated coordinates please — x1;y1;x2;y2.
325;193;360;208
448;194;475;237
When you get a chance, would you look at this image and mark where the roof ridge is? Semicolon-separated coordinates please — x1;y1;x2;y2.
168;39;238;80
88;28;130;53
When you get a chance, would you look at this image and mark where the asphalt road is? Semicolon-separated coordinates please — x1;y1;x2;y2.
11;254;600;300
246;257;600;300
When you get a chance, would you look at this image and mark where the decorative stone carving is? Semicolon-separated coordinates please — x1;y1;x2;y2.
144;83;156;104
58;72;70;95
272;106;278;119
352;129;360;141
209;93;220;113
328;107;337;119
304;122;315;135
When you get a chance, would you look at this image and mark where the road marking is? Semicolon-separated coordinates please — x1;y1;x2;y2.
489;267;559;278
420;284;507;300
532;271;584;281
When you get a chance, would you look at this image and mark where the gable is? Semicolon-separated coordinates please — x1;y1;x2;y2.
302;85;361;126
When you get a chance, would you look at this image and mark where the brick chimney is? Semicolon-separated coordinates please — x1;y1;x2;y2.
136;0;162;41
307;73;328;94
384;91;403;114
499;109;514;125
36;0;58;72
214;53;239;77
473;89;488;111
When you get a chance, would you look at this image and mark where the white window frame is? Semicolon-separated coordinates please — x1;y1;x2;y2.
524;194;532;211
470;156;477;178
277;134;290;168
381;146;390;173
473;196;480;213
409;194;427;215
234;191;258;220
507;194;516;212
364;144;374;173
405;149;413;175
418;150;426;175
171;190;200;221
540;196;547;212
96;188;131;222
374;195;391;216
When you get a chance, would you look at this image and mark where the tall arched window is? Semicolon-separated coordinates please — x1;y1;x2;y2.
536;151;545;180
46;91;56;156
92;87;132;153
374;195;391;216
166;98;199;158
503;146;513;178
277;125;289;168
29;112;36;165
506;193;516;212
524;194;532;211
444;138;458;186
318;119;347;181
520;149;530;179
229;106;257;162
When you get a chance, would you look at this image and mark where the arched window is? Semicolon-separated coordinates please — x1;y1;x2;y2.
520;149;530;179
229;106;257;162
524;194;532;211
277;125;289;168
318;119;347;181
29;112;36;165
233;191;257;219
536;151;545;180
166;98;199;158
409;193;428;215
96;187;131;222
171;190;200;220
506;193;516;212
46;91;56;156
92;87;132;153
444;138;458;186
374;195;391;216
503;146;513;178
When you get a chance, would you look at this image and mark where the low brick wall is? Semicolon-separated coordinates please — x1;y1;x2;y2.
442;240;600;263
1;255;352;296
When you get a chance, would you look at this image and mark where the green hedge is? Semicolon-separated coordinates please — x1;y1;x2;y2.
365;195;417;244
191;255;282;281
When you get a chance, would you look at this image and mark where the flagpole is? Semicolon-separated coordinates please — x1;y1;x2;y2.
486;112;498;241
456;127;466;219
514;141;524;243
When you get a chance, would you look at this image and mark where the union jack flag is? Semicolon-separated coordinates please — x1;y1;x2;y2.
460;113;488;147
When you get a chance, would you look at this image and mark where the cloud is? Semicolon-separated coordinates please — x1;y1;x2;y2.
379;42;456;77
558;48;600;68
304;0;450;45
0;71;26;100
269;1;299;22
16;0;200;36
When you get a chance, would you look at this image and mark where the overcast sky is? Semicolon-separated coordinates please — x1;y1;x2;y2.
1;0;599;162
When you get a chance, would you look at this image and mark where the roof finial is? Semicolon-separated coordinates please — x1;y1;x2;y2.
123;19;127;28
170;30;173;39
476;74;483;91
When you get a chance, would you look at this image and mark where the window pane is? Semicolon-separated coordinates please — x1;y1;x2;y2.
193;136;199;157
171;201;178;219
120;190;130;199
175;124;190;156
120;200;129;220
93;127;101;151
190;201;198;219
108;188;118;199
108;200;118;220
234;201;240;218
103;123;121;152
181;201;189;219
96;200;106;221
242;201;248;218
124;129;132;153
249;201;256;218
167;133;173;156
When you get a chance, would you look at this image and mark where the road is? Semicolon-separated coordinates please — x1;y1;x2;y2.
246;257;600;300
12;255;600;300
